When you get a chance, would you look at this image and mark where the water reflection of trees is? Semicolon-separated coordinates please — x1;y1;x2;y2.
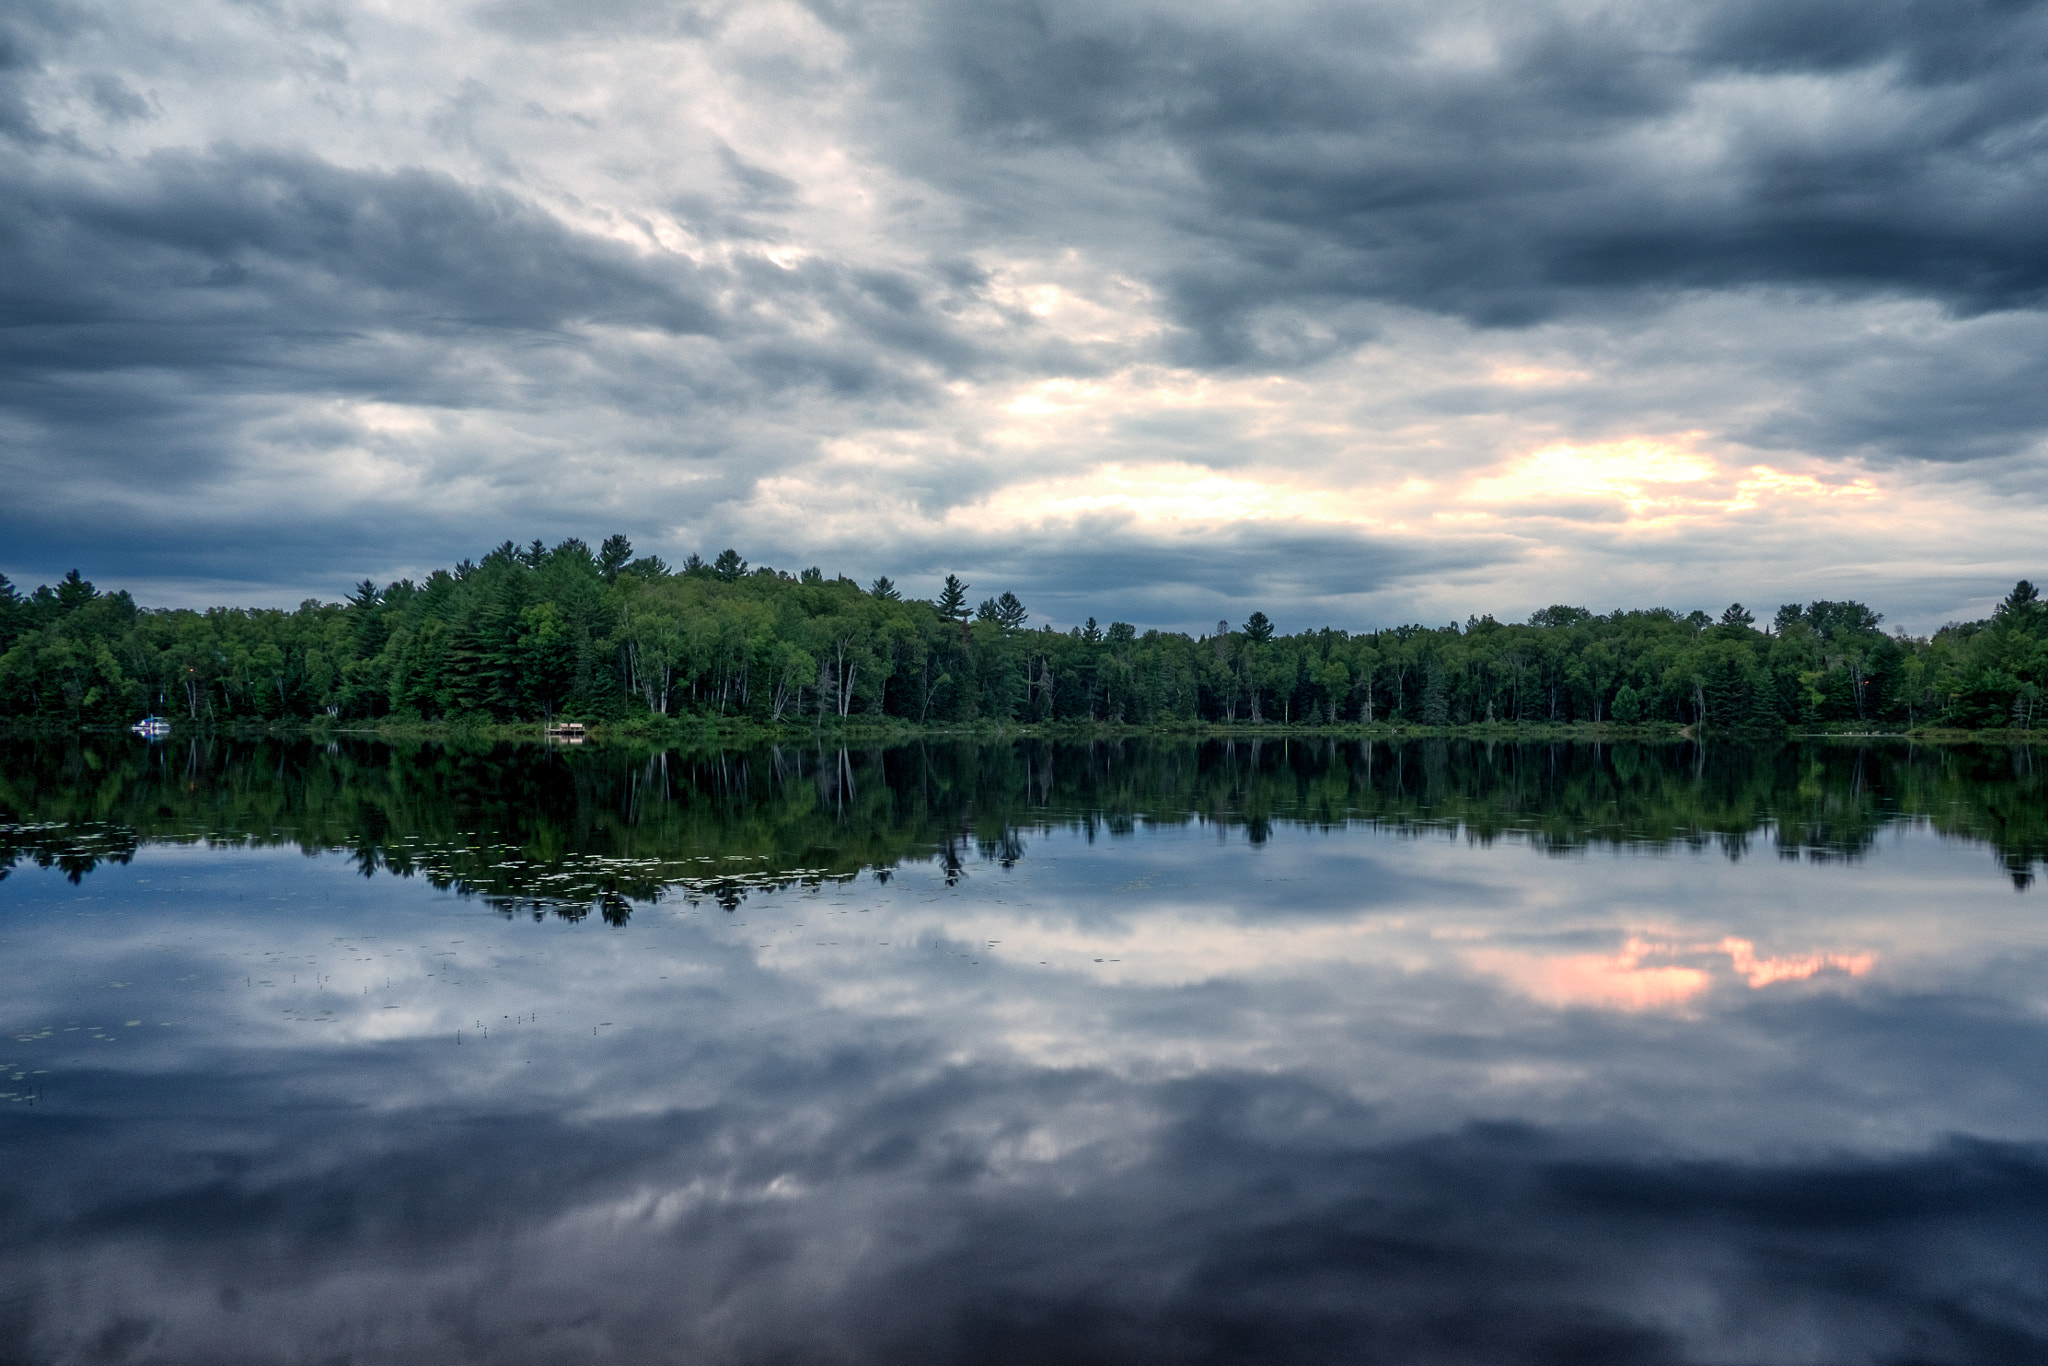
1;736;2042;909
0;820;139;883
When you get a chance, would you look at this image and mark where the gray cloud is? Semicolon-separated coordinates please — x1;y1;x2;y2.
2;0;2046;616
907;518;1524;633
901;0;2048;352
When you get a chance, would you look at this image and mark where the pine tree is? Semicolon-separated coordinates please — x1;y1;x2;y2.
937;575;969;621
598;535;633;581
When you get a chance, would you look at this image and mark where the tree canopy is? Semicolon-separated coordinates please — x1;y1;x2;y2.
0;545;2041;733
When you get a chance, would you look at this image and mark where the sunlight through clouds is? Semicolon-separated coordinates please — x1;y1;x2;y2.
1461;439;1885;526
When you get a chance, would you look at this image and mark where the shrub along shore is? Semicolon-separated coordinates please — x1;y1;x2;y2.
3;536;2042;737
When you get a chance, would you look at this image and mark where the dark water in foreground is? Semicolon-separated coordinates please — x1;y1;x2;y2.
3;736;2047;1365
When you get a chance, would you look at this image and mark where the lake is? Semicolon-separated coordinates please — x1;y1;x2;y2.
3;736;2046;1364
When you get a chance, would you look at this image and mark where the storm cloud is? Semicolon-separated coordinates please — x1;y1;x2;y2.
917;0;2048;334
3;0;2045;625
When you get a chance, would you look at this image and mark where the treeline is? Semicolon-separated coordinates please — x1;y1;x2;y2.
1;536;2043;733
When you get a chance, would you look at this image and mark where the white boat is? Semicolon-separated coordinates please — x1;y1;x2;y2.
131;716;172;738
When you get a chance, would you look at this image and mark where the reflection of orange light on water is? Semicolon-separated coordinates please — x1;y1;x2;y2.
1468;942;1709;1011
1718;937;1873;987
1470;935;1874;1012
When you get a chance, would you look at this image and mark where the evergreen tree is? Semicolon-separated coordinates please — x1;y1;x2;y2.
1998;580;2041;624
937;575;969;622
598;535;634;581
0;575;23;653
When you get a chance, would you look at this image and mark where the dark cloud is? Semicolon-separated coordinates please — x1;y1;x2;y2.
1696;0;2048;79
82;72;149;122
905;0;2048;353
839;518;1523;634
715;142;802;210
473;0;720;42
0;0;77;143
0;139;996;452
0;501;482;598
0;147;717;372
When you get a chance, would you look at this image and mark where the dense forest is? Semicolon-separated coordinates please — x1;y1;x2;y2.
1;536;2042;733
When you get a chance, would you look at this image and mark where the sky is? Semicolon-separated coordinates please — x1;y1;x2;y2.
3;0;2046;633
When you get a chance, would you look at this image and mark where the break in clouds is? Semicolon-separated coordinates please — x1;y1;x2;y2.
4;0;2047;629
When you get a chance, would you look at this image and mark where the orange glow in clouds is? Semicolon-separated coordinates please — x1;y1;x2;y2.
1470;935;1874;1012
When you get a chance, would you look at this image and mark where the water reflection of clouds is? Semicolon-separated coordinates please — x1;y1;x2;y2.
6;828;2043;1127
1470;943;1715;1012
1467;936;1876;1014
7;823;2048;1361
10;1059;2048;1364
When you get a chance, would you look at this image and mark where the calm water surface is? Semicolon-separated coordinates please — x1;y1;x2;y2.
3;738;2047;1364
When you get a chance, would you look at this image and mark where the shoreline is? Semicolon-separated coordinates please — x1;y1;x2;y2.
7;718;2046;747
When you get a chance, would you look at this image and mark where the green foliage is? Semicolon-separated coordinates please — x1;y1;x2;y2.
936;574;969;623
598;535;634;582
994;592;1029;629
1;545;2042;733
